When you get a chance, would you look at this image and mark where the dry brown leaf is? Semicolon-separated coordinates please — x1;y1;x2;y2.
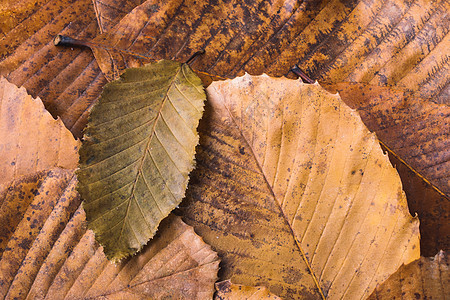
0;171;219;299
181;74;419;299
0;77;80;187
0;0;106;138
368;251;449;299
66;0;448;105
215;280;281;300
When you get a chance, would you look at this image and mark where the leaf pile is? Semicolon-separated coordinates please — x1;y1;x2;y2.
0;78;218;299
0;0;448;299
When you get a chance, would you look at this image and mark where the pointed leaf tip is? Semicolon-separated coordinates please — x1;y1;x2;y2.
76;60;206;261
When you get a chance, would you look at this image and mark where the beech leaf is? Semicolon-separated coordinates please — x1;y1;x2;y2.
0;172;219;299
77;60;206;261
0;77;80;188
368;251;449;299
181;74;420;299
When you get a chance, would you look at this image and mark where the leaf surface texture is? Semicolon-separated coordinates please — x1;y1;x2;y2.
0;77;80;187
0;0;106;138
181;74;420;299
77;60;206;260
0;173;219;299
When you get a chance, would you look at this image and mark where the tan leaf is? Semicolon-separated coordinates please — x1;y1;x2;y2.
77;60;206;261
215;280;281;300
368;251;449;299
181;74;420;299
0;77;80;187
0;0;106;138
0;171;219;299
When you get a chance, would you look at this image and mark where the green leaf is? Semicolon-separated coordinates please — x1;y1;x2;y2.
76;60;205;261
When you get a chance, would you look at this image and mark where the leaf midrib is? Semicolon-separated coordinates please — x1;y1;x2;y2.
216;88;326;299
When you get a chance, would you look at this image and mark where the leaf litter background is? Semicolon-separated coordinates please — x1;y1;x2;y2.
0;0;449;298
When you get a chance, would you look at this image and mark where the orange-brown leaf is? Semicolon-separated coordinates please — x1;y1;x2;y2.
0;77;80;187
93;0;144;33
77;0;447;106
181;74;419;299
368;251;449;299
0;171;219;299
0;0;106;138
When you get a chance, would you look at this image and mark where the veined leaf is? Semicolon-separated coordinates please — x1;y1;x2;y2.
368;251;449;299
92;0;145;33
0;77;80;188
63;0;448;106
77;60;206;261
0;170;219;299
181;74;420;299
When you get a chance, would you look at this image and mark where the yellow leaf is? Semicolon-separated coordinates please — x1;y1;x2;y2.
181;74;420;299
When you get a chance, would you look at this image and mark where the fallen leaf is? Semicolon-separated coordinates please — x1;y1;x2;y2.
215;280;281;300
0;0;106;138
66;0;448;105
77;60;206;261
0;172;219;299
93;0;145;33
180;74;420;299
0;77;80;188
368;251;449;299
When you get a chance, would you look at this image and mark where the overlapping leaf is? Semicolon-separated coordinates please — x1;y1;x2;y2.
181;74;420;299
0;77;80;187
72;0;447;106
77;60;206;261
0;79;218;299
0;173;219;299
0;0;106;138
368;251;448;299
55;0;449;200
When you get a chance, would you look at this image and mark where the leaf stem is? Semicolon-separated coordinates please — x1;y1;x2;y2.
290;64;315;84
53;35;93;48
